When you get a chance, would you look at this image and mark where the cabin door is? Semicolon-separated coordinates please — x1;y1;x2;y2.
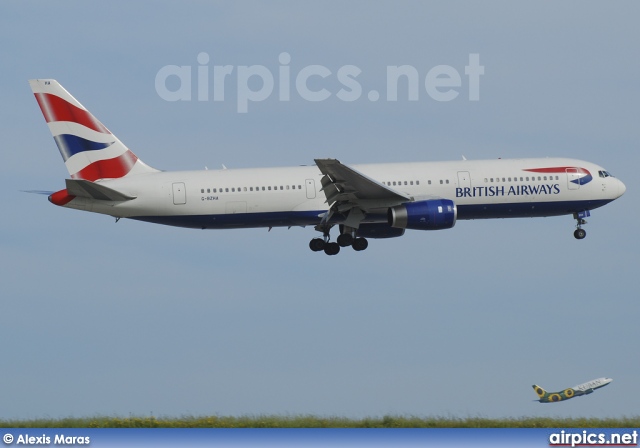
172;182;186;205
457;171;471;189
305;179;316;199
566;168;580;190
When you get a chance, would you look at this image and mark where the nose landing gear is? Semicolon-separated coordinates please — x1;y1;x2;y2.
573;211;590;240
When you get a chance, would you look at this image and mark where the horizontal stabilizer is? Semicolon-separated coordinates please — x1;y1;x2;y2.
65;179;136;201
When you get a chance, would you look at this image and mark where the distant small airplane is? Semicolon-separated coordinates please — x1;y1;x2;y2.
533;377;612;403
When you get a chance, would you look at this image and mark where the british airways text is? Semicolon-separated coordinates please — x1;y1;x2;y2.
456;184;561;198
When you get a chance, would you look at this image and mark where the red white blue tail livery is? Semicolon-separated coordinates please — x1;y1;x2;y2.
29;79;157;181
29;79;626;255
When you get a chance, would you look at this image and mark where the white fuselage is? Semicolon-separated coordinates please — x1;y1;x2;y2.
62;157;625;230
573;377;613;394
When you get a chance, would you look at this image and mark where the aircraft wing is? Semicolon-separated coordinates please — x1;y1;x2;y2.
314;158;411;214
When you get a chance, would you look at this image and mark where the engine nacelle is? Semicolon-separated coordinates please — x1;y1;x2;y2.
388;199;457;230
355;223;405;239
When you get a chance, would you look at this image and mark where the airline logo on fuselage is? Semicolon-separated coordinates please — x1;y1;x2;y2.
455;167;591;198
525;167;593;186
456;184;560;198
575;379;606;391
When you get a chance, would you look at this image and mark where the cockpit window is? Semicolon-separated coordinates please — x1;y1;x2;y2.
598;170;614;178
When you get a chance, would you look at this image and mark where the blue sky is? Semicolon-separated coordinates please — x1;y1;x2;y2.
1;1;638;420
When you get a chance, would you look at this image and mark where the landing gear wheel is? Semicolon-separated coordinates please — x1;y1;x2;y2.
309;238;326;252
324;242;340;255
574;228;586;240
352;237;369;251
337;233;354;247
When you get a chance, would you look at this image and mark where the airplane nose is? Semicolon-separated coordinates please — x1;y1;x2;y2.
617;179;626;198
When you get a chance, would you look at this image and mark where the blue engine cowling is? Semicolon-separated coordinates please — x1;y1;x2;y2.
355;223;405;239
388;199;457;230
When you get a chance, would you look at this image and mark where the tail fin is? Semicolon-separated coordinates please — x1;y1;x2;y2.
532;384;548;400
29;79;158;181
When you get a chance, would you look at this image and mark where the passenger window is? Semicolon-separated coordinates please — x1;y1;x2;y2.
446;180;449;184
404;181;407;185
416;181;419;185
201;189;204;193
268;186;271;190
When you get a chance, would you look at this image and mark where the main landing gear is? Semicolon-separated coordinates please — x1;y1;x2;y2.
309;225;368;255
573;210;590;240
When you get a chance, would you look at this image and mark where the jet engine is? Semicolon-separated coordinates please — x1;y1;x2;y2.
388;199;457;230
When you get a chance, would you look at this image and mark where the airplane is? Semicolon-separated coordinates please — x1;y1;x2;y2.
28;79;626;255
533;377;613;403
